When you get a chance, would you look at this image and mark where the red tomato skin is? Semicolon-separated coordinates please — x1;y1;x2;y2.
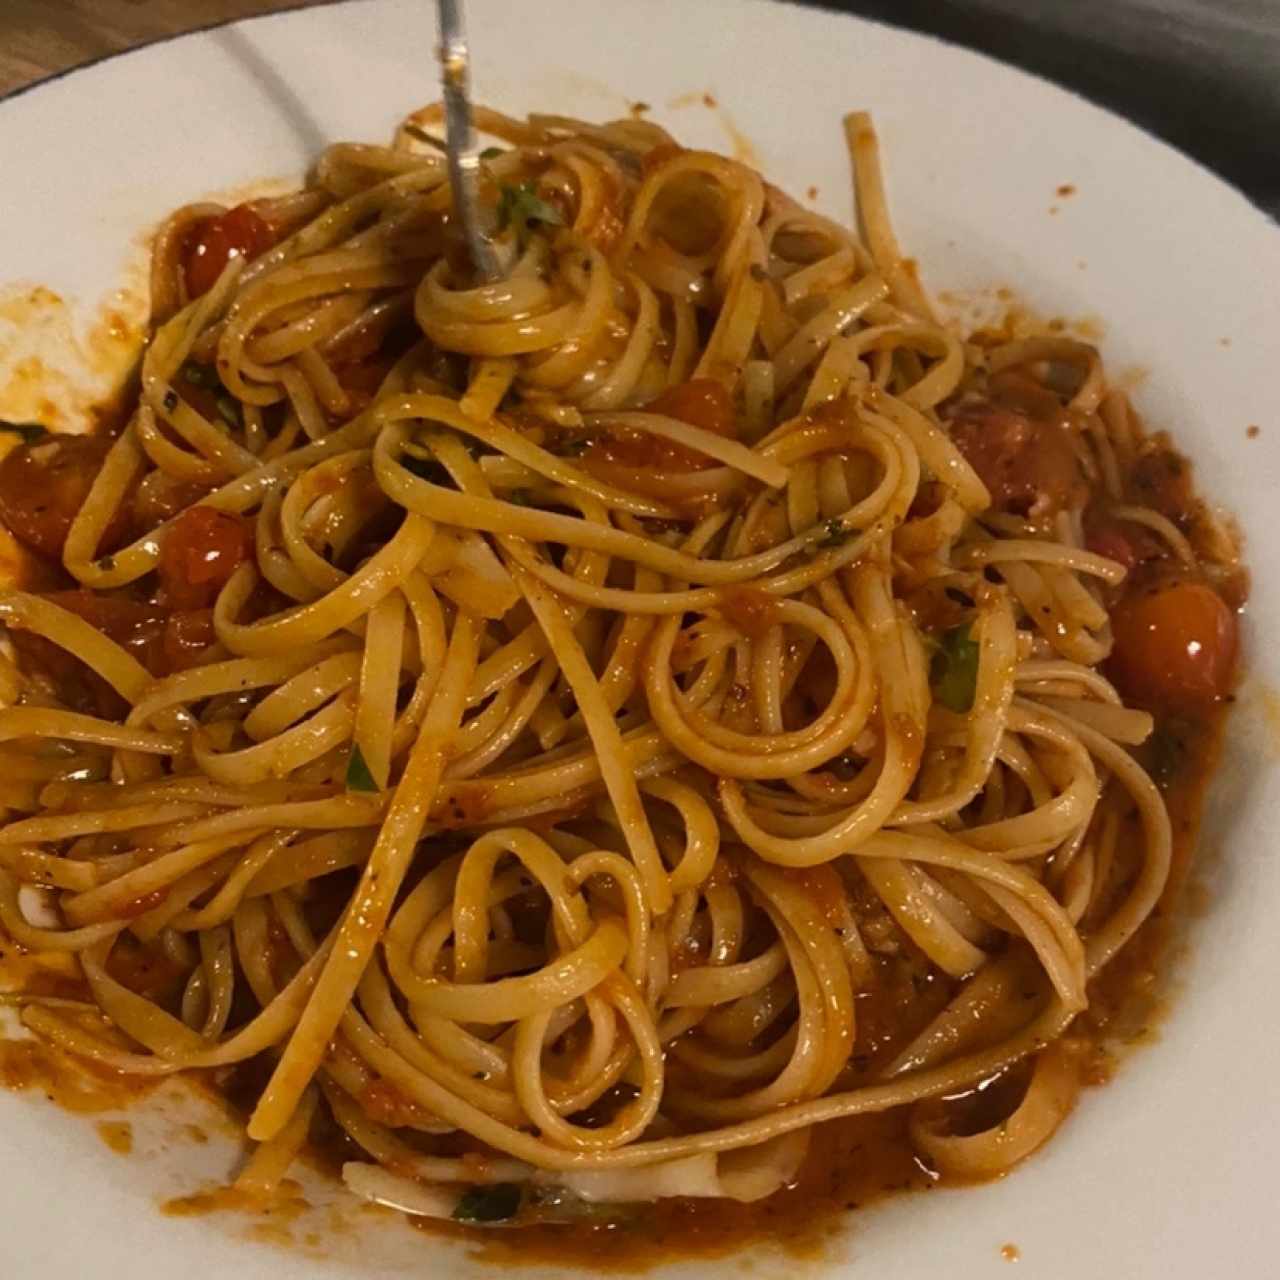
183;204;275;299
0;435;126;559
1107;575;1239;711
37;589;168;681
945;401;1085;518
157;507;252;610
1085;525;1136;570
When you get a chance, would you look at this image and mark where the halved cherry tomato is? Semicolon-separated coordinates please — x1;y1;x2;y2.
1083;509;1171;574
156;506;252;610
0;434;127;559
43;589;163;639
1107;574;1238;710
945;400;1085;518
183;203;276;299
36;589;168;686
1085;523;1137;570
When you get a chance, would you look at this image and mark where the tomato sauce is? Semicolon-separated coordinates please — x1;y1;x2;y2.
0;351;1245;1269
582;379;735;493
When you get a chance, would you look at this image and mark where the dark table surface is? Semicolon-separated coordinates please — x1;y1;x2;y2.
806;0;1280;217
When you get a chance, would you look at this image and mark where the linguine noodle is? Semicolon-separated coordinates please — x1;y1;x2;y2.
0;104;1242;1234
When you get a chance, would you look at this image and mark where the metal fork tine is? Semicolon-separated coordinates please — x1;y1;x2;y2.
435;0;504;281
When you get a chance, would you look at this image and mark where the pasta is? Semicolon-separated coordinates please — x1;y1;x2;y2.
0;102;1243;1244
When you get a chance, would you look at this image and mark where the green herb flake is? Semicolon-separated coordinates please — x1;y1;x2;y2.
345;744;379;793
930;623;980;714
480;146;504;160
453;1183;523;1224
496;181;564;246
817;517;851;548
181;360;218;389
214;394;241;429
0;422;48;443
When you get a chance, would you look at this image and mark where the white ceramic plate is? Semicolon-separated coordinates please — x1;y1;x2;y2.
0;1;1278;1276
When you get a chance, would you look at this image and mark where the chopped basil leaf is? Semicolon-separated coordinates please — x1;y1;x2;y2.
496;181;564;246
453;1183;522;1223
480;146;504;160
931;623;980;713
817;517;851;548
0;422;48;443
181;360;218;389
345;744;378;793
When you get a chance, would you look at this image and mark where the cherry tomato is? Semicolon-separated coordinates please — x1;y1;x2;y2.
1084;510;1170;574
183;203;276;299
1085;523;1136;570
9;628;122;717
157;506;252;610
1108;575;1238;710
946;401;1085;518
988;369;1066;423
132;471;214;531
38;589;168;681
44;589;162;638
0;434;126;559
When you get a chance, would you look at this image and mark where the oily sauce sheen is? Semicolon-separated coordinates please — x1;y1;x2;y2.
400;701;1233;1272
0;209;1243;1270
